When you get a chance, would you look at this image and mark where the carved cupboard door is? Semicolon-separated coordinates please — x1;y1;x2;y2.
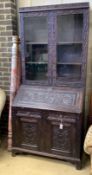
12;110;42;151
46;113;77;157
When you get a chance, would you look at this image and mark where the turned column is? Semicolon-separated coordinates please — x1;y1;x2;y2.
8;36;21;151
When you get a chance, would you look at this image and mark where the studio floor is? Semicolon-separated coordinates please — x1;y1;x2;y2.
0;139;90;175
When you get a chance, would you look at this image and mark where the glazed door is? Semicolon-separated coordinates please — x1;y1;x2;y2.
20;12;51;85
52;11;88;87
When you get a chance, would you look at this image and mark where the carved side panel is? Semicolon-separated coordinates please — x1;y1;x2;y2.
12;112;41;151
52;123;72;154
21;121;37;148
20;117;41;150
47;114;76;157
52;125;71;149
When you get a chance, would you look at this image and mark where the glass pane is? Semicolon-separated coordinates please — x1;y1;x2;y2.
57;64;81;80
25;44;48;80
24;16;48;81
56;14;83;81
57;44;82;63
57;14;83;42
24;16;48;43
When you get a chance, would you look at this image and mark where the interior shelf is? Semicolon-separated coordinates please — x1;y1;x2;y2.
26;62;48;64
57;41;83;45
25;41;83;45
26;42;48;45
26;42;82;45
57;62;82;65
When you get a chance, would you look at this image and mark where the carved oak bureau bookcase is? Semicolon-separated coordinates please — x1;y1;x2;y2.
12;3;89;169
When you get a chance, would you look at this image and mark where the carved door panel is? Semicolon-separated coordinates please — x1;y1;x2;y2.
12;111;42;151
46;113;77;157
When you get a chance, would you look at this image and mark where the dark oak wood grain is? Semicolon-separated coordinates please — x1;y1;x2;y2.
12;3;89;170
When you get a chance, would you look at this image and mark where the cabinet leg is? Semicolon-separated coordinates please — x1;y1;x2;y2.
76;161;82;170
12;151;17;157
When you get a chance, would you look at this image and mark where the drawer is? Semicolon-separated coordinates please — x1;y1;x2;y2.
47;112;76;124
13;108;41;119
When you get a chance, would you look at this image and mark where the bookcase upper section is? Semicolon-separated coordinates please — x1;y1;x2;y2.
19;2;89;88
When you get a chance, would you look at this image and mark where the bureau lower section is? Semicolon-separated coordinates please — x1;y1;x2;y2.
12;107;83;169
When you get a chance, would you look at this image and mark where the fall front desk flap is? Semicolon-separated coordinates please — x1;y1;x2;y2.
12;85;84;114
